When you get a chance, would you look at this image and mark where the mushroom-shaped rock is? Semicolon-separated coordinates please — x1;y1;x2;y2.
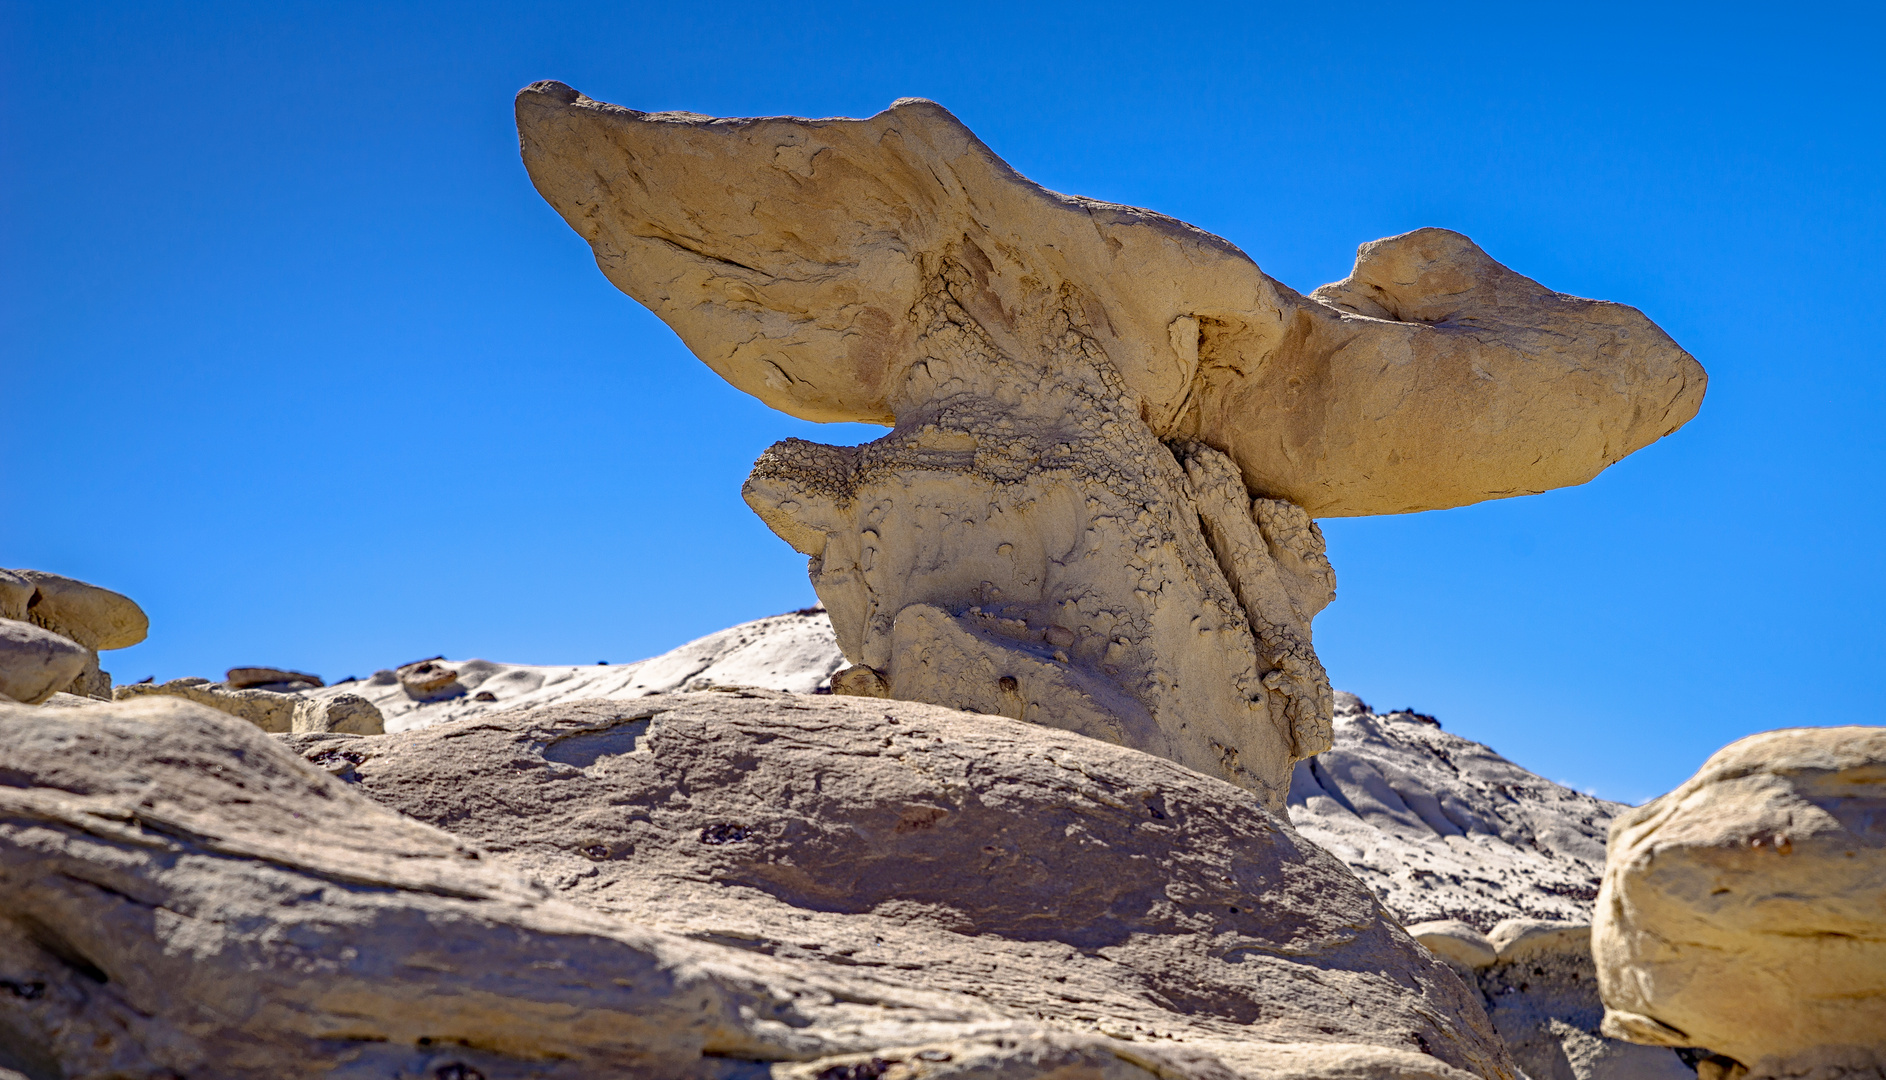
226;666;324;691
516;83;1703;809
1;569;148;651
1594;727;1886;1080
0;618;90;705
515;82;1702;518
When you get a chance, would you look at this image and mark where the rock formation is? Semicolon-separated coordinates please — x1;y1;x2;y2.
514;82;1704;811
1407;919;1692;1080
2;692;1518;1080
116;676;385;734
1289;693;1620;930
1594;726;1886;1080
0;568;147;700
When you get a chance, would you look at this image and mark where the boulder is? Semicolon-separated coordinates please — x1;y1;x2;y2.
1407;920;1498;971
0;568;147;651
113;678;383;734
279;689;1517;1080
0;618;89;705
1594;726;1886;1079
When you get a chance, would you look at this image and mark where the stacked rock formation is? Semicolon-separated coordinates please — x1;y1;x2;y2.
0;568;146;703
516;82;1703;812
1594;727;1886;1080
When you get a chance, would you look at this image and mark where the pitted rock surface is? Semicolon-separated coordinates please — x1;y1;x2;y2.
283;690;1515;1080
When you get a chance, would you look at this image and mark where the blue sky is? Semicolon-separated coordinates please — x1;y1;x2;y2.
4;1;1881;802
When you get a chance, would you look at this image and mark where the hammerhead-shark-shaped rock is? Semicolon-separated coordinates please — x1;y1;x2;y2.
516;81;1704;810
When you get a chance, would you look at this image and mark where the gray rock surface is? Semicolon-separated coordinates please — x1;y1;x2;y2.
1287;694;1619;930
1;693;1513;1080
0;618;89;705
281;690;1515;1079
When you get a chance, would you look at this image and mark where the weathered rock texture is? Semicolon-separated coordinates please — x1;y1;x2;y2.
293;607;848;731
1406;919;1692;1080
1;693;1517;1080
114;676;384;734
0;619;89;705
514;83;1703;811
1288;694;1621;930
1594;726;1886;1079
0;569;147;700
285;688;1517;1079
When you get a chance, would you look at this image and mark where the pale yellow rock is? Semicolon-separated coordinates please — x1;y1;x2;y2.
1;568;148;650
114;678;384;734
1407;920;1498;970
1593;726;1886;1079
516;82;1702;809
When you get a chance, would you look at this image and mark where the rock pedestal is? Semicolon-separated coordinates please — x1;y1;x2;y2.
515;83;1703;810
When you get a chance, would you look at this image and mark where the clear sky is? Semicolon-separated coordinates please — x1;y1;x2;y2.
5;1;1881;803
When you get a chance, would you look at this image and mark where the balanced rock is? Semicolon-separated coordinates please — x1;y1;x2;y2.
282;689;1517;1080
516;83;1703;812
1594;726;1886;1079
0;619;89;705
0;568;148;700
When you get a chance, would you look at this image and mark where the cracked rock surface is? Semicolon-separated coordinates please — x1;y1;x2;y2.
513;83;1703;813
0;693;1516;1080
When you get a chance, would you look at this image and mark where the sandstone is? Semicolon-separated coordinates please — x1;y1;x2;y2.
1407;920;1497;970
281;690;1517;1079
113;678;384;734
0;568;147;651
397;658;460;698
1594;726;1886;1079
225;665;323;690
2;692;1516;1080
0;618;89;705
515;84;1701;812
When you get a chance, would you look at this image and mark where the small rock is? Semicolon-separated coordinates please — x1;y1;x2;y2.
472;691;497;702
399;660;460;699
1407;919;1497;970
0;618;90;705
227;667;325;691
830;665;890;698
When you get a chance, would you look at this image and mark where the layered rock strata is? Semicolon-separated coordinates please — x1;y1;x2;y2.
1594;726;1886;1079
1;693;1517;1080
514;83;1704;811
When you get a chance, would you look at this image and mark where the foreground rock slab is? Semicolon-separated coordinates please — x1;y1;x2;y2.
282;689;1515;1080
1594;726;1886;1079
2;696;1287;1080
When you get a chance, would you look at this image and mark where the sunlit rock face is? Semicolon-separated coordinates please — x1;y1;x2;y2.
516;82;1703;809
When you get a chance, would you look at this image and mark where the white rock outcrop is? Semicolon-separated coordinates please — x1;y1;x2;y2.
1288;693;1620;929
1594;726;1886;1079
514;83;1703;811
